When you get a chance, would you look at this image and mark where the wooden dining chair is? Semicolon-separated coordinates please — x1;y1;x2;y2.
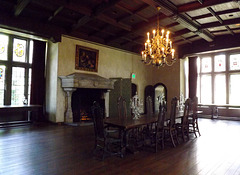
176;98;191;142
91;101;123;160
155;100;167;152
188;96;201;137
164;97;179;147
117;96;127;119
143;100;166;152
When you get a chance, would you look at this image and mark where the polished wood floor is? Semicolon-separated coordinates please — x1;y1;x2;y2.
0;118;240;175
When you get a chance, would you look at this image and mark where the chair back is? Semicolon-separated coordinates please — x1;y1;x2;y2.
117;96;127;119
182;98;191;125
169;97;178;127
191;96;198;120
157;100;167;130
146;96;153;116
91;101;105;139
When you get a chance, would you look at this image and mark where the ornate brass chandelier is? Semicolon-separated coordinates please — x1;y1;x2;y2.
141;7;175;67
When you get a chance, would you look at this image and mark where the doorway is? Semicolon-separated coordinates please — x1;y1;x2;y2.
154;83;167;113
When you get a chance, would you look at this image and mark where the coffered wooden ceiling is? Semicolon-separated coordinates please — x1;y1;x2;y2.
1;0;240;55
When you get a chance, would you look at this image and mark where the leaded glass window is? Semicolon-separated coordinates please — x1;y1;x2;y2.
201;57;212;73
214;74;226;104
200;75;212;104
0;34;9;61
214;55;225;72
11;67;25;105
0;65;6;105
13;38;27;62
229;54;240;71
229;74;240;105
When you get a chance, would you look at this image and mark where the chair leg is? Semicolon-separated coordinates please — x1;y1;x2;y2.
193;123;197;137
174;129;180;145
170;131;176;147
182;129;185;142
186;127;189;140
196;121;201;136
161;133;165;150
155;134;158;153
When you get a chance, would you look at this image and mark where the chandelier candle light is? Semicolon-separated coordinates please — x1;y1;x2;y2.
141;7;175;67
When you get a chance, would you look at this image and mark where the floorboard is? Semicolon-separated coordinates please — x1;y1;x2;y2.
0;118;240;175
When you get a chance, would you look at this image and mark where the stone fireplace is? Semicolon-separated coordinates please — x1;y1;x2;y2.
59;73;115;124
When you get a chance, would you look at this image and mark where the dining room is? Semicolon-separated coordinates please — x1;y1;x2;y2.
0;0;240;174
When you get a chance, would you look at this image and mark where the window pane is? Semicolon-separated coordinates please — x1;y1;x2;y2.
29;40;33;64
13;38;26;62
197;75;200;100
214;55;226;72
201;57;212;73
0;34;9;61
229;54;240;71
201;75;212;104
214;75;226;104
197;57;200;73
11;67;25;105
28;68;32;104
229;74;240;105
0;65;6;105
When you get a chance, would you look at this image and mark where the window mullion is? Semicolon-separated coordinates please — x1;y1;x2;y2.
212;54;214;104
226;53;229;104
5;36;13;105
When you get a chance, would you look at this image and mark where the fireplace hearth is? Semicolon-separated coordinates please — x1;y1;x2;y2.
72;88;105;123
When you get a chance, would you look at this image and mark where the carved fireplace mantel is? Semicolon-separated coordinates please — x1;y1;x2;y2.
59;73;115;124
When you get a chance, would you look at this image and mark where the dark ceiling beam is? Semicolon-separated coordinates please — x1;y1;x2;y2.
116;4;149;22
22;4;75;24
120;36;143;46
192;8;240;21
174;28;191;36
174;35;200;46
197;0;203;4
141;0;214;42
121;36;143;45
48;6;64;21
75;0;123;30
65;3;92;16
14;0;32;16
67;0;132;32
225;26;235;35
200;18;240;30
71;16;92;31
87;25;115;37
165;22;179;29
207;7;234;35
178;33;240;58
93;0;122;16
97;14;131;31
207;7;223;24
0;11;63;42
211;27;240;34
178;0;233;13
105;13;166;43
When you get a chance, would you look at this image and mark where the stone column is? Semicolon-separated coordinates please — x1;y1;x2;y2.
104;90;110;118
63;88;77;123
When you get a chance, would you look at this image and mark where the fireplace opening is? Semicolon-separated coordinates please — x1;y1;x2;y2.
72;88;105;123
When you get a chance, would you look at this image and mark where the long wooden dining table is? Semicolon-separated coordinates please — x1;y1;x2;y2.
104;110;196;156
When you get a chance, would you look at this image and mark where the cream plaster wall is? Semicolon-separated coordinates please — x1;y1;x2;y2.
152;59;181;110
46;41;59;123
50;36;153;122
